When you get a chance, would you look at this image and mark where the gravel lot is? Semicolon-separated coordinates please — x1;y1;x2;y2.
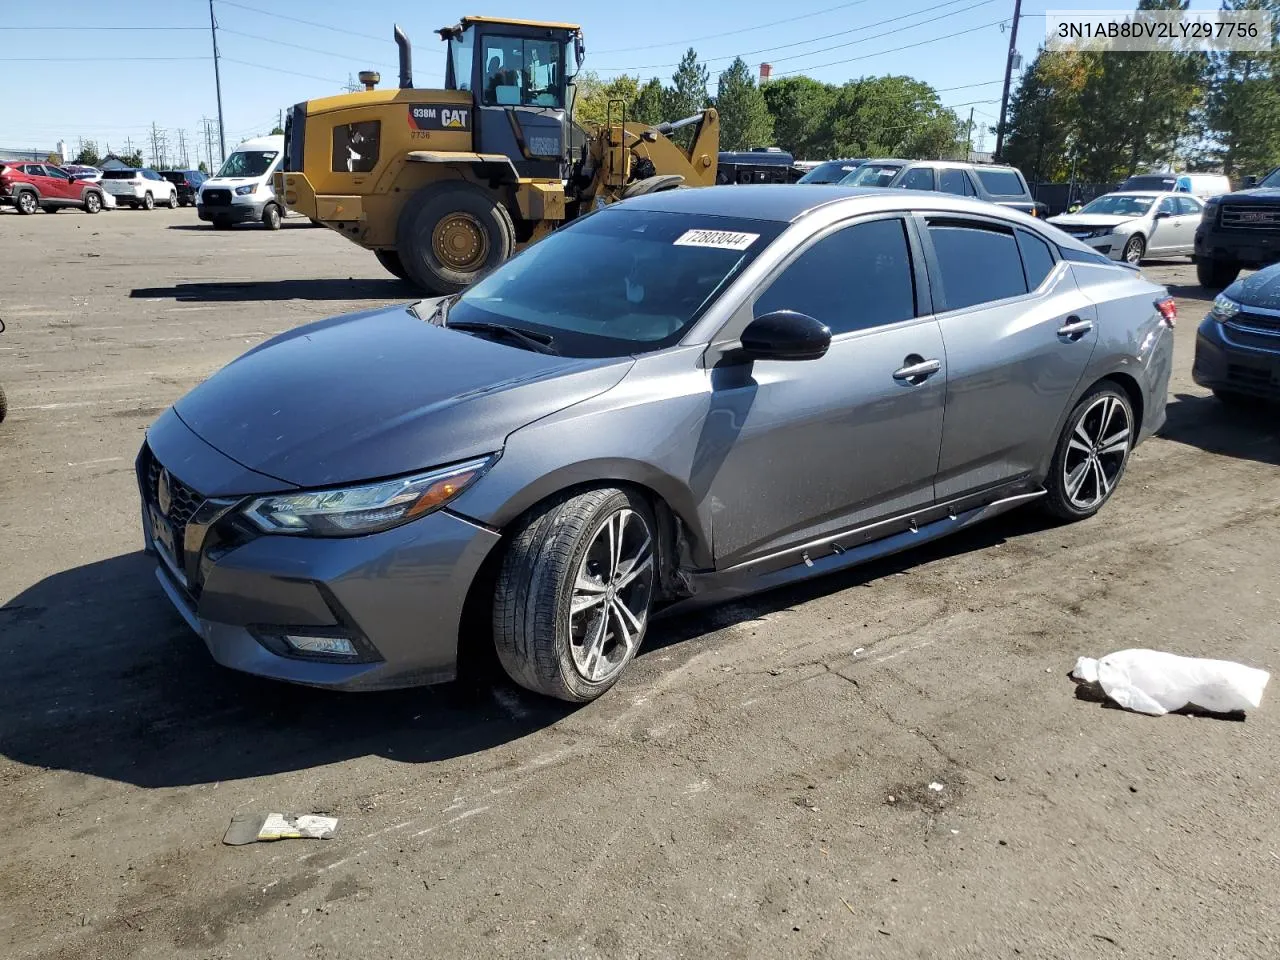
1;204;1278;960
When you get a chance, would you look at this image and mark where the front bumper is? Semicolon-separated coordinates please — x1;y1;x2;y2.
137;413;503;690
1195;224;1280;268
197;198;267;223
1193;314;1280;400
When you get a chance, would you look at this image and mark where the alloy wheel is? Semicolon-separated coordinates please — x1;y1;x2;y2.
17;192;37;215
1063;394;1131;510
568;508;655;683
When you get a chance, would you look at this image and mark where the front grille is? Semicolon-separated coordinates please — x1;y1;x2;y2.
1220;204;1280;230
141;445;208;590
202;189;231;206
1227;311;1280;337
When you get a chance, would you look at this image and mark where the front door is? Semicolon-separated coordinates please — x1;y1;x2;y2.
471;28;568;179
704;215;947;567
919;214;1098;500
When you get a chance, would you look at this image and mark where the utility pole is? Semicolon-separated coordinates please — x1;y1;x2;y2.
202;117;215;171
124;136;134;161
278;108;283;133
994;0;1023;162
966;107;975;162
208;0;226;163
176;128;189;168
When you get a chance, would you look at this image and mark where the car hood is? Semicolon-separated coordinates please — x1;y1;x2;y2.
172;303;633;488
201;176;268;190
1229;264;1280;310
1221;187;1280;204
1047;213;1140;228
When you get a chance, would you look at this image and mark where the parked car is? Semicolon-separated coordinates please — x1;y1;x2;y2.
1193;262;1280;404
136;185;1174;701
796;158;867;184
716;147;797;185
99;168;179;210
63;164;103;182
1047;191;1204;264
838;160;1050;217
1194;165;1280;289
0;161;110;214
197;134;284;229
161;169;207;206
1118;172;1232;200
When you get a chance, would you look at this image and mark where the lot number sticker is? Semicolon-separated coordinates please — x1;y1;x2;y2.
674;229;760;251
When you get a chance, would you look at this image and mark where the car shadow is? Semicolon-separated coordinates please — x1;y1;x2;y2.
130;278;415;302
0;552;573;789
165;219;322;232
1159;392;1280;466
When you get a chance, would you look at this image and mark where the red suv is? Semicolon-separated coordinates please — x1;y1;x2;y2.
0;162;108;215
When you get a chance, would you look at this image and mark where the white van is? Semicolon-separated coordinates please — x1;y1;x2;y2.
1174;173;1232;200
196;134;285;230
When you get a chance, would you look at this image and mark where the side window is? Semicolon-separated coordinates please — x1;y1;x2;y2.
754;218;916;335
1157;197;1178;216
898;167;935;191
25;164;49;177
1177;196;1202;216
1016;229;1056;290
332;120;381;173
938;168;972;196
927;221;1027;311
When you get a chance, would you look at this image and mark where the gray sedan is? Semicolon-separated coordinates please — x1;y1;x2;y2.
138;186;1176;702
1047;191;1205;264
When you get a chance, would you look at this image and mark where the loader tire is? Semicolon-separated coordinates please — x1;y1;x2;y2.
375;249;409;282
397;181;515;295
621;175;685;199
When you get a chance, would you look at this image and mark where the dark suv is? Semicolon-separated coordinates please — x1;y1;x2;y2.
1194;167;1280;289
838;160;1050;217
161;169;206;207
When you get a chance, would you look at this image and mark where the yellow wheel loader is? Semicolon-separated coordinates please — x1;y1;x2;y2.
275;17;719;294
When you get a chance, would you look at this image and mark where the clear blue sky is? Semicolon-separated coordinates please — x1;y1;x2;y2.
0;0;1226;165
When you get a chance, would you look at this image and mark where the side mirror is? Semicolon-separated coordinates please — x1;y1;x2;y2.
1242;175;1258;188
739;310;831;362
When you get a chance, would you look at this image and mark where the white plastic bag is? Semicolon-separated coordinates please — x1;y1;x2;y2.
1071;649;1270;716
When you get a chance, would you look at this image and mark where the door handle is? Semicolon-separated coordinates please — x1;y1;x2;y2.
893;357;942;384
1057;317;1094;341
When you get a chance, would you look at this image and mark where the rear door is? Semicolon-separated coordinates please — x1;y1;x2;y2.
938;168;976;197
22;164;59;202
921;214;1098;500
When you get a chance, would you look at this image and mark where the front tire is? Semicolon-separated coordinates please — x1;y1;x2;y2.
167;192;178;209
494;488;658;703
375;249;409;281
0;384;7;424
262;203;282;230
396;181;515;295
1122;234;1145;265
84;191;102;214
142;192;154;211
1196;257;1241;290
1043;383;1135;521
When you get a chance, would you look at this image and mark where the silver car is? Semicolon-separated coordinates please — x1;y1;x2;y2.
1047;191;1204;264
137;186;1176;702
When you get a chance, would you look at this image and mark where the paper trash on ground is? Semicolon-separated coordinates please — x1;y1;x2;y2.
223;812;340;845
1071;648;1270;716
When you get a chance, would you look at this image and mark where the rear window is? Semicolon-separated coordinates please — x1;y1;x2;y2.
1121;175;1177;192
975;169;1027;197
450;209;785;357
102;169;137;179
927;221;1027;310
843;163;902;187
796;161;863;184
161;171;184;183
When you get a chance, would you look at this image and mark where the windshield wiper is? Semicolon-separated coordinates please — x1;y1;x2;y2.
445;319;559;355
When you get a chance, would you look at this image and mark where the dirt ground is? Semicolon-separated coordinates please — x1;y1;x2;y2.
1;204;1278;960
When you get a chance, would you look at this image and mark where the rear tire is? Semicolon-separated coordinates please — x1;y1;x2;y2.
142;192;154;211
15;191;38;215
0;384;7;424
262;203;282;230
396;181;515;295
375;249;409;281
84;191;102;214
494;488;658;703
1196;257;1241;290
1042;382;1134;521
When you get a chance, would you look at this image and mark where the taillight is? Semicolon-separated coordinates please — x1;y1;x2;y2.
128;179;141;185
1155;296;1177;328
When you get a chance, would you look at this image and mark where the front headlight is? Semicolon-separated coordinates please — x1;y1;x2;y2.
243;456;494;536
1211;293;1240;321
1202;198;1220;219
235;184;255;196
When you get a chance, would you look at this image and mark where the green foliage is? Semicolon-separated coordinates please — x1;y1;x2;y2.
270;126;285;136
122;150;145;168
73;140;101;166
664;49;710;148
762;77;834;158
198;161;210;174
1204;0;1280;178
714;58;774;151
819;76;964;160
633;78;666;125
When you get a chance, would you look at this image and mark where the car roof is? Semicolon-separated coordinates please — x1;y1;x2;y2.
1106;190;1197;199
617;184;1035;224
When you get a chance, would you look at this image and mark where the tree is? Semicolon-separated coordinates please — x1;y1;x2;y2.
1003;49;1094;182
714;57;774;151
633;78;666;125
122;150;144;167
1204;0;1280;178
763;76;835;159
73;139;101;166
270;125;285;136
663;49;710;147
574;71;643;127
198;161;209;174
817;76;962;160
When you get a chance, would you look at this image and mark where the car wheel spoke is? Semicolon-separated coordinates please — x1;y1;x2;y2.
1074;419;1095;448
1066;460;1091;500
1097;428;1130;457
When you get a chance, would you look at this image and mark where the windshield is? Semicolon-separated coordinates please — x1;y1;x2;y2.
215;150;278;179
1079;194;1156;216
799;161;863;184
1259;168;1280;188
480;34;565;107
102;169;137;179
448;209;784;358
1122;176;1176;191
842;163;901;187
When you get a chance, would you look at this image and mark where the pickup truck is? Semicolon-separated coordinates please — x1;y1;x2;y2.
1194;167;1280;289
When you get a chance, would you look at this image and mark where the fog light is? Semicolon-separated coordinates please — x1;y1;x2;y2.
284;634;357;657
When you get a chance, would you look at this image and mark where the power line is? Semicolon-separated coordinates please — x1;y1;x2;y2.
778;17;1008;75
220;56;346;85
0;25;203;31
219;26;399;71
597;0;997;72
0;56;208;62
213;0;390;44
593;0;875;54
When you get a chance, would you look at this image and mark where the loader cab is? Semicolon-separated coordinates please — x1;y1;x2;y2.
439;16;584;179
